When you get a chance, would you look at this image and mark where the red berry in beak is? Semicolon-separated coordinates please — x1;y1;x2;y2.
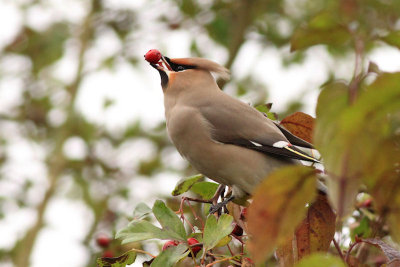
144;49;162;64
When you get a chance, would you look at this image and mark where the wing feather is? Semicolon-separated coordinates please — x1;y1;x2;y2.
198;91;319;162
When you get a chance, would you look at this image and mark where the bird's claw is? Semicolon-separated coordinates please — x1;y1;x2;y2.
209;195;234;214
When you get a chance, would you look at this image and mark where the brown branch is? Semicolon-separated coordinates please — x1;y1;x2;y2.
345;240;361;264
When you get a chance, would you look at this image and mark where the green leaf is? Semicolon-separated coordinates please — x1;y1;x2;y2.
255;103;277;120
152;200;187;241
247;166;317;263
351;217;372;241
291;25;350;52
133;202;152;219
116;220;173;244
203;214;234;250
6;23;69;74
190;182;219;199
206;15;231;47
314;73;400;218
151;244;189;267
314;81;359;218
215;235;232;247
97;250;136;267
171;174;203;196
294;253;346;267
381;31;400;49
290;11;351;52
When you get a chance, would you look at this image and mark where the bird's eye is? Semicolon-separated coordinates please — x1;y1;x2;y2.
177;66;185;71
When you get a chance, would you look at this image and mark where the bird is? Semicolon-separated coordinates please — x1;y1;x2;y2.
144;49;319;207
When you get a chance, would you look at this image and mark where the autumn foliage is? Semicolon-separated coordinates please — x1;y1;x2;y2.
98;1;400;266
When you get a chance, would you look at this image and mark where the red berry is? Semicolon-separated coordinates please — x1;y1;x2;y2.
102;250;114;258
231;223;243;236
187;237;201;257
144;49;162;64
360;199;372;208
240;208;248;221
162;240;179;251
96;234;111;248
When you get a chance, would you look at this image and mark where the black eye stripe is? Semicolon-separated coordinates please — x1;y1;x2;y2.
164;57;196;72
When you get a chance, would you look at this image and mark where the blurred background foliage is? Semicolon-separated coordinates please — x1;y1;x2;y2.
0;0;399;266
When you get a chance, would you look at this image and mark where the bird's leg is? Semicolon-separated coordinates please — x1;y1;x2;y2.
209;195;235;214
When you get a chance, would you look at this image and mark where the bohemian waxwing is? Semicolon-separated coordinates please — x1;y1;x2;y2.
145;50;319;202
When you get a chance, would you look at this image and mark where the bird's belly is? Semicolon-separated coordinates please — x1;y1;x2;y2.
181;141;293;196
165;106;293;196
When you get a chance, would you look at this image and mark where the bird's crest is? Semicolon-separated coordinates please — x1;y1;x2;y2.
170;58;230;80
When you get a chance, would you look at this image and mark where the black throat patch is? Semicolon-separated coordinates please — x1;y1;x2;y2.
158;69;169;89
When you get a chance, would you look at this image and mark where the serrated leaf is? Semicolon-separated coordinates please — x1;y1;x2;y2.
116;220;176;244
280;112;315;143
247;166;317;263
151;244;189;267
133;202;152;219
97;250;136;267
294;253;346;267
295;194;336;259
171;174;203;196
190;181;219;199
152;200;187;241
203;214;234;250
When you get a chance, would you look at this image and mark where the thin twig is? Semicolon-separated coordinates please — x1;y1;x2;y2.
346;240;361;264
333;238;345;261
205;256;237;267
227;243;234;256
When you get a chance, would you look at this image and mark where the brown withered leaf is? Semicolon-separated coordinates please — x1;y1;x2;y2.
280;112;315;143
295;193;336;260
247;166;317;263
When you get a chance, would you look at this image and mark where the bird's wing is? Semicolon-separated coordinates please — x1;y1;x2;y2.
199;93;319;163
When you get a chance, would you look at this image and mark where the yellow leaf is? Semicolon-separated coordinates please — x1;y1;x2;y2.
247;166;317;263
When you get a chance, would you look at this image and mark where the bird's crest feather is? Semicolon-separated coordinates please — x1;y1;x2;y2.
171;58;230;80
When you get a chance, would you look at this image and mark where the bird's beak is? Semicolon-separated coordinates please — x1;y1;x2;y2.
150;56;173;73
